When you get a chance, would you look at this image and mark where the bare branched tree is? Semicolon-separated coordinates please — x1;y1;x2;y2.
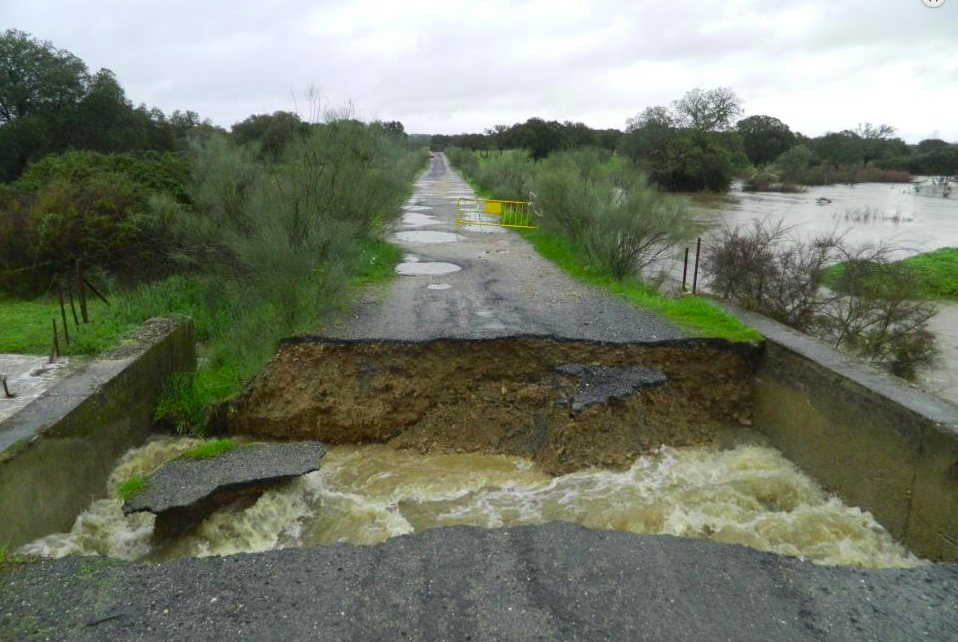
704;220;940;380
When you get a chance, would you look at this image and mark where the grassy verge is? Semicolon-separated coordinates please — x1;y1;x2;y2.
0;295;119;355
114;476;147;501
520;230;761;343
824;247;958;300
180;438;234;459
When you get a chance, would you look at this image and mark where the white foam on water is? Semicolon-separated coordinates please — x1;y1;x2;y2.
23;441;926;569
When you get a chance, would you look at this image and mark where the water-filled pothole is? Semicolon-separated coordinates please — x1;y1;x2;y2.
395;231;462;243
396;262;462;276
427;283;452;290
22;439;924;568
401;212;439;228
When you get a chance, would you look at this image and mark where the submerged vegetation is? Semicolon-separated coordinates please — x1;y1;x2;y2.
704;220;940;380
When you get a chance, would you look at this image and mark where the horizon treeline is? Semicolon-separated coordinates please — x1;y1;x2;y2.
428;88;958;192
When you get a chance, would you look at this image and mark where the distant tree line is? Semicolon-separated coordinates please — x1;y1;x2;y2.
430;88;957;193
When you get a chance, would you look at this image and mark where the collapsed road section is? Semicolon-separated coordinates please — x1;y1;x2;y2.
228;335;758;474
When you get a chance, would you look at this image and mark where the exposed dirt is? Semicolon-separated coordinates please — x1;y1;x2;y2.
228;337;758;474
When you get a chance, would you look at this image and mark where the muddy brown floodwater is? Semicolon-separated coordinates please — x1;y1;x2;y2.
22;437;924;569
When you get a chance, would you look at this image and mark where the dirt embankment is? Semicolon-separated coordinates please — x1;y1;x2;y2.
227;337;760;474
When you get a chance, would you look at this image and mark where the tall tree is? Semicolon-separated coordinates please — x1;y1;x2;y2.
855;123;898;167
735;115;796;166
672;87;743;134
0;29;89;123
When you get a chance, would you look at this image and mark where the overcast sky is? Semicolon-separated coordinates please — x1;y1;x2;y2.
3;0;956;141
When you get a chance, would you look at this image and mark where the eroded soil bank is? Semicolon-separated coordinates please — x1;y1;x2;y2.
227;336;759;474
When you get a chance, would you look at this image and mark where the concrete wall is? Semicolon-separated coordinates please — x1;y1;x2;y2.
0;317;195;548
734;307;958;562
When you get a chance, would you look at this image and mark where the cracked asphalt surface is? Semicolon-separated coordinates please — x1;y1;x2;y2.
2;523;957;641
328;154;684;343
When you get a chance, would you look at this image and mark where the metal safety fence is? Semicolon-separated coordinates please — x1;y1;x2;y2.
454;197;538;230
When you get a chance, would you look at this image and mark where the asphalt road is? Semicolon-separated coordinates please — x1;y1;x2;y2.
2;523;956;641
328;154;684;343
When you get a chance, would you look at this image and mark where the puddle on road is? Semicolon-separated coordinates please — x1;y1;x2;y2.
396;262;462;276
401;212;440;228
404;205;433;212
22;439;925;569
427;283;452;290
395;231;462;244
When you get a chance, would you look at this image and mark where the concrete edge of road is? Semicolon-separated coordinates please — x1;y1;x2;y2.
722;301;958;562
0;316;195;548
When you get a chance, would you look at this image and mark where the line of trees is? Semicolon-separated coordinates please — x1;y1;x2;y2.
430;89;958;193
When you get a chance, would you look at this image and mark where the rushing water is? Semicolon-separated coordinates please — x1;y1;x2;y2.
22;438;924;569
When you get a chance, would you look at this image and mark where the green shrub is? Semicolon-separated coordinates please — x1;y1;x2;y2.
0;150;189;295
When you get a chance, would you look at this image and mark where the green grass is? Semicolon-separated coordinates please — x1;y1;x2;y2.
180;438;235;459
824;247;958;300
350;237;403;287
0;294;127;355
894;248;958;299
114;476;147;501
520;230;762;343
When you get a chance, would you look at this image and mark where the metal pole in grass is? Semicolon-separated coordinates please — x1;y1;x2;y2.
682;247;689;293
67;270;79;327
57;278;70;345
76;259;88;323
82;277;110;306
50;318;60;363
692;238;702;294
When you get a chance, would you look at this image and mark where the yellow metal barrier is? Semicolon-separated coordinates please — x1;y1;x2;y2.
455;198;538;230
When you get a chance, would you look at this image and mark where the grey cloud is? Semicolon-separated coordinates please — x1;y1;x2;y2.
1;0;955;141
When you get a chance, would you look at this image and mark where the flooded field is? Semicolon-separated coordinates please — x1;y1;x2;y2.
23;437;924;569
694;179;958;257
693;179;958;406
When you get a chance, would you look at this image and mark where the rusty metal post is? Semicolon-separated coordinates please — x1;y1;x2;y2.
692;238;702;294
681;247;689;293
67;271;79;327
82;276;110;306
57;279;70;345
76;259;88;323
1;375;14;399
50;318;60;363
